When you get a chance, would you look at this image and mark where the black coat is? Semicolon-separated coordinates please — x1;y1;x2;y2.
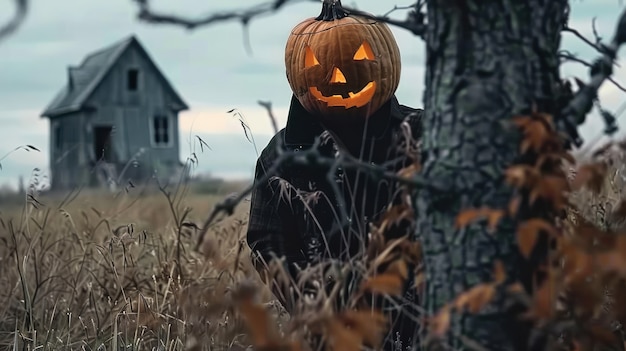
246;94;423;350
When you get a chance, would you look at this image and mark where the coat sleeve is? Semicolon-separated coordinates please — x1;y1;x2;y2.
246;151;286;276
246;144;305;312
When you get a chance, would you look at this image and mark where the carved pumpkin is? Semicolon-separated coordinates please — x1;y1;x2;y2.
285;0;401;119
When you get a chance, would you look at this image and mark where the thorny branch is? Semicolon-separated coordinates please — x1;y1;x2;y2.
131;0;427;38
0;0;28;45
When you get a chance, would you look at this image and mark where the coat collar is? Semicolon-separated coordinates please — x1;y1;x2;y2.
283;94;405;147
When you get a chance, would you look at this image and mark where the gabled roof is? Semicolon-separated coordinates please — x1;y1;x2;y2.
41;35;189;118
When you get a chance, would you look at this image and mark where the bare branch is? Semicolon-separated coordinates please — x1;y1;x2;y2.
559;51;626;92
592;17;603;45
131;0;426;37
132;0;312;30
560;7;626;147
562;24;611;57
258;100;279;135
0;0;28;45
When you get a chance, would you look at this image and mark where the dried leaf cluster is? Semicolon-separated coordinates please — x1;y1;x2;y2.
425;107;626;350
234;204;423;351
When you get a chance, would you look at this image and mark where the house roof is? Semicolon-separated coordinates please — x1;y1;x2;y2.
41;35;189;118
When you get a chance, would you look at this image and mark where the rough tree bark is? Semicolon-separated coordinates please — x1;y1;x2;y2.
415;1;568;350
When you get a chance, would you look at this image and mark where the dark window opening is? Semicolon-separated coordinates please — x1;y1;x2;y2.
127;69;139;91
94;126;113;162
153;115;170;146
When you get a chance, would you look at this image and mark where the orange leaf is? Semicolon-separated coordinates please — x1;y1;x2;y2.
486;209;506;233
528;175;569;210
337;310;388;348
516;219;558;258
528;270;557;320
455;207;506;232
398;162;421;179
430;305;452;337
326;318;362;351
455;208;484;229
505;165;540;189
507;282;526;294
492;260;506;284
596;236;626;277
508;196;522;216
385;259;409;281
512;113;556;153
453;283;496;314
232;281;287;349
238;299;276;347
361;273;404;296
414;272;425;292
571;162;607;193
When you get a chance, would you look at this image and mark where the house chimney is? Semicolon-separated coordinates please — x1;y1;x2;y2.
67;66;74;91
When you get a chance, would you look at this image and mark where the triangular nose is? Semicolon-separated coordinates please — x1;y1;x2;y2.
330;67;347;84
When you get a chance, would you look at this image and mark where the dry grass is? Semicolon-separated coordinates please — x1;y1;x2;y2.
568;143;626;233
0;179;287;351
4;136;626;351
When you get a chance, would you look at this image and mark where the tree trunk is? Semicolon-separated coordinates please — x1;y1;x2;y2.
416;1;569;350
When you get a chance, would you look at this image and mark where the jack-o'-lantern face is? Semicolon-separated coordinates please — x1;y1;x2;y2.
303;41;377;109
285;1;401;119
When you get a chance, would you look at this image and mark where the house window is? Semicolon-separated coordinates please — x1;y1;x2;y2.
127;68;139;91
152;115;170;146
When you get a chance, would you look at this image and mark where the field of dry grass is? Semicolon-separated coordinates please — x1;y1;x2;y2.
0;179;287;351
4;136;626;351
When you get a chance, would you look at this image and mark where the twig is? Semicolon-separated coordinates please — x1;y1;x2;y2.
559;51;626;92
383;2;421;18
562;25;613;58
560;8;626;147
0;0;28;45
258;100;279;135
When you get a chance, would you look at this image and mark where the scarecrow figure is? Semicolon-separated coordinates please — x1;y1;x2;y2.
246;1;423;349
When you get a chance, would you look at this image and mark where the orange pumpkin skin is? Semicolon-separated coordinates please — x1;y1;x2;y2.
285;5;401;120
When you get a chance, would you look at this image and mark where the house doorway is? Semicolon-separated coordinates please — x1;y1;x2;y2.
94;126;114;162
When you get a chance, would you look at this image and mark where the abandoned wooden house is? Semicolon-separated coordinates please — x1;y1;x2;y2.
41;35;189;191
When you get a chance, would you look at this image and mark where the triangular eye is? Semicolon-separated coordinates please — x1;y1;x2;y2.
353;41;375;60
305;46;320;67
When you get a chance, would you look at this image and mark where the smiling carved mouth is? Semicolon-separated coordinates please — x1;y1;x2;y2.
309;81;376;109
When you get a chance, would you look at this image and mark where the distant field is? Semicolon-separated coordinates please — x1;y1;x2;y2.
0;178;285;351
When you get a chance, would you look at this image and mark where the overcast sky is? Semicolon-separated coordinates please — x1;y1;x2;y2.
0;0;625;190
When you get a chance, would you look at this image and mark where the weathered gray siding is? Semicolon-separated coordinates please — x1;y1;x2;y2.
50;111;89;190
44;37;186;191
84;44;181;183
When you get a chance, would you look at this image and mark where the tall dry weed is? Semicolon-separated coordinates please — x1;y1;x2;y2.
0;179;282;351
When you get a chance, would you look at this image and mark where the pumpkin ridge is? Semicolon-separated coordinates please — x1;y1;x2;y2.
285;0;402;118
290;20;379;36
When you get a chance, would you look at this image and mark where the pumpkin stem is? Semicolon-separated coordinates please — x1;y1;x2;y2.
316;0;349;21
